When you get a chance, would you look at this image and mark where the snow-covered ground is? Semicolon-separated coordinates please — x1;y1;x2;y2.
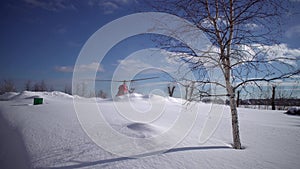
0;91;299;169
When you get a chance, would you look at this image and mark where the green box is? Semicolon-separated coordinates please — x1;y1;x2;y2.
33;98;43;105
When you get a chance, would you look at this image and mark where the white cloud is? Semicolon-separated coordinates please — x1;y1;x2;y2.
116;59;153;73
259;44;300;66
76;62;104;72
230;44;257;66
23;0;76;11
113;48;192;82
163;43;299;67
55;62;104;73
163;47;220;68
116;57;179;76
236;44;256;57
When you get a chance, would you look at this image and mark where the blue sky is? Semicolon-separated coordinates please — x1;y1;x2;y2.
1;0;300;98
0;0;147;90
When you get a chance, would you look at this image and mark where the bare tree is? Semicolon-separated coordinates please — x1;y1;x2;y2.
33;83;40;91
147;0;299;149
167;83;176;97
180;81;196;101
0;79;16;94
273;82;299;110
33;80;48;92
74;82;88;97
48;85;54;92
40;80;47;91
97;90;107;99
89;90;96;98
25;80;32;91
64;85;72;95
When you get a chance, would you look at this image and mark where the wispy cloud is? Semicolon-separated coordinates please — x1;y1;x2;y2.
23;0;136;13
244;23;260;30
285;25;300;38
66;41;82;48
23;0;76;12
54;24;68;34
55;62;104;73
55;66;74;73
88;0;137;14
101;1;120;14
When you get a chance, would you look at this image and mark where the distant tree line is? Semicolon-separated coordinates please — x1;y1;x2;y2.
239;98;300;107
236;85;300;110
24;80;50;92
0;79;108;99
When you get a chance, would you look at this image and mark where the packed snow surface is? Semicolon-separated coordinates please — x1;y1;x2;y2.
0;91;299;169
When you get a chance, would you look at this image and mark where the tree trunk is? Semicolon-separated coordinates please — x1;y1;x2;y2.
224;63;242;149
229;93;242;149
168;86;172;97
185;85;188;100
271;86;276;110
168;86;175;97
189;82;195;101
236;90;240;107
226;0;241;149
227;86;242;149
171;86;175;96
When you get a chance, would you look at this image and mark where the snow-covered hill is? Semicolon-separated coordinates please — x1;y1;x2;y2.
0;91;299;169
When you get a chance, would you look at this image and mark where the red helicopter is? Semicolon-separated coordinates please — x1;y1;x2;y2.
95;77;158;96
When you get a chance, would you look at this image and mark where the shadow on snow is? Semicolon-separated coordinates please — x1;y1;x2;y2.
46;146;231;169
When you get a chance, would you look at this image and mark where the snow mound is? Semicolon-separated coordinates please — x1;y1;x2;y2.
147;94;166;101
114;93;167;102
285;107;300;116
114;93;145;101
40;91;74;99
7;91;74;100
129;93;144;98
0;92;19;101
10;91;40;100
167;96;186;103
121;123;163;138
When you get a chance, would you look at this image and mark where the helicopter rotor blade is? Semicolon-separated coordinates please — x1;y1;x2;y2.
95;77;159;82
94;79;114;82
95;80;129;82
129;76;159;82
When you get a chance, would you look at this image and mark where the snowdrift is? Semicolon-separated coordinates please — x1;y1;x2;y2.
0;91;300;169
